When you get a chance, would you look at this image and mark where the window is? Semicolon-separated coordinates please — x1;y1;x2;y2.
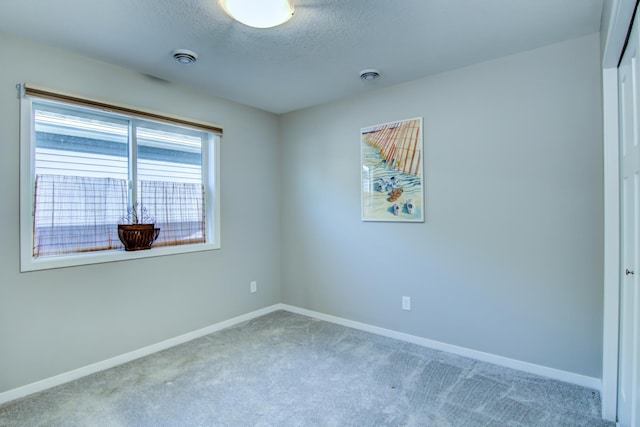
19;85;221;271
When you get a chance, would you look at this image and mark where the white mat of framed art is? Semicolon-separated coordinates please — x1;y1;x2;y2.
361;117;424;222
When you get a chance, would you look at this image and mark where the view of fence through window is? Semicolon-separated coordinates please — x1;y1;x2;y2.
32;104;207;257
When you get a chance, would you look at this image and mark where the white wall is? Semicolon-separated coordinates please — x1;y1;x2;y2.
0;33;282;393
280;34;604;378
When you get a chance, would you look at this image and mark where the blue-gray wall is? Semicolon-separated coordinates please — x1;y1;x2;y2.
280;34;604;378
0;32;605;393
0;33;282;393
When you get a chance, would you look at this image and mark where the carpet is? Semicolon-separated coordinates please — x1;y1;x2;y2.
0;310;613;426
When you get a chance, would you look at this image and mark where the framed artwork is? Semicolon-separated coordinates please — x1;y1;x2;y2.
361;117;424;222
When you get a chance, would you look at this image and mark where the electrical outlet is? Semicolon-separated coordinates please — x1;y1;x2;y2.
250;281;257;293
402;296;411;311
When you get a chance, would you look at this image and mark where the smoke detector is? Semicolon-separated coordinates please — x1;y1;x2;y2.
359;69;380;81
172;49;198;64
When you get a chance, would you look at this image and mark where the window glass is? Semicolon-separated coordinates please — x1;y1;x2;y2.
136;126;202;184
35;107;129;180
136;125;206;247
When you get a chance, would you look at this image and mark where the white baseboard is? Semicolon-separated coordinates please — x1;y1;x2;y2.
278;304;602;391
0;303;601;405
0;305;281;405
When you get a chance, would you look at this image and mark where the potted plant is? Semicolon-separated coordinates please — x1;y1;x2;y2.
117;203;160;251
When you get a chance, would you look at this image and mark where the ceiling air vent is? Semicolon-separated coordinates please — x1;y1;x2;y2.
359;69;380;81
172;49;198;65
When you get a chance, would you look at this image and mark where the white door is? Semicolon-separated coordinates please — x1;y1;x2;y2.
618;11;640;427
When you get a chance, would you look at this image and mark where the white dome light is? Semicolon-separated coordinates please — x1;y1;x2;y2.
221;0;294;29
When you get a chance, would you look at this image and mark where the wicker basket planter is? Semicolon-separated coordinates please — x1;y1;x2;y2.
117;224;160;251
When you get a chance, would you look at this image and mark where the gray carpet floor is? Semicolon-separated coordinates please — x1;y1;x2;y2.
0;310;613;426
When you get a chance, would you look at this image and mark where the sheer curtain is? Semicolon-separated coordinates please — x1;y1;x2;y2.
32;176;205;257
139;180;205;247
33;175;128;257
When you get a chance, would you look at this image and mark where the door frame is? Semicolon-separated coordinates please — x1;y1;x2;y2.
602;0;637;421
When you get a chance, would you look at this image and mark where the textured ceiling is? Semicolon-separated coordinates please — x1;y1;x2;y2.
0;0;604;114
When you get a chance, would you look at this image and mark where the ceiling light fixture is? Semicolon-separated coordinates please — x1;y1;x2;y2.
172;49;198;64
359;69;380;81
221;0;294;29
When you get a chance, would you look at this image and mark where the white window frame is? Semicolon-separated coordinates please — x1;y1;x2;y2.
19;86;221;272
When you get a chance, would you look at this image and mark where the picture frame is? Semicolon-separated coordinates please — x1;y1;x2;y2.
361;117;425;222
